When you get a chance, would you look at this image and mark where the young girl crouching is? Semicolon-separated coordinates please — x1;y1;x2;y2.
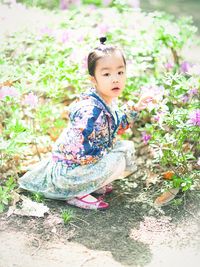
19;37;154;210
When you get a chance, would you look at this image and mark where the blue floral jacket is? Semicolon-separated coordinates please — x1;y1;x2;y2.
52;88;137;169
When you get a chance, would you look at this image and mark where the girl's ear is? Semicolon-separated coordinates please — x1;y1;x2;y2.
89;75;96;86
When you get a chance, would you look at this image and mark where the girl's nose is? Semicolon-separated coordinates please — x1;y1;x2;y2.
112;75;119;83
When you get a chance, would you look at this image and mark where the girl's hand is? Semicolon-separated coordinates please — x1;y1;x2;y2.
134;95;156;111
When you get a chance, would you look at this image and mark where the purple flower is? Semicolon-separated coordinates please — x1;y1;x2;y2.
60;0;81;10
187;109;200;126
182;94;189;103
142;132;151;144
23;92;38;109
153;114;161;122
0;86;19;100
189;88;198;96
180;61;191;73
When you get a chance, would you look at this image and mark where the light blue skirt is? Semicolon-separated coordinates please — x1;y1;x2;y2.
18;140;136;200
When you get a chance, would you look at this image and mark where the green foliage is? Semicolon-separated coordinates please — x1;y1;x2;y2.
172;175;193;192
0;177;16;213
31;192;45;203
17;0;60;9
0;2;199;199
61;209;74;224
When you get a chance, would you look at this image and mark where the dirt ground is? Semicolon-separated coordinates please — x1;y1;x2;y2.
1;168;200;267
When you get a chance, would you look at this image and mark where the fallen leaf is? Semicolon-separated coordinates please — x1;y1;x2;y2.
0;80;13;88
163;171;174;180
11;191;21;206
154;188;180;207
7;196;49;217
48;127;61;141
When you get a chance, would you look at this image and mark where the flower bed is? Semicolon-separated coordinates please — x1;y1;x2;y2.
0;1;199;211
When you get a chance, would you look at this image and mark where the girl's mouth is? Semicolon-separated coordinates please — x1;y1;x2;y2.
112;87;120;91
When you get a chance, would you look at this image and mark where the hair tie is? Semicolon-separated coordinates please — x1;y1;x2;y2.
99;37;107;45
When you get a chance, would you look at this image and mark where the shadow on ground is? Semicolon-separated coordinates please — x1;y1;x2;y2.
45;174;200;266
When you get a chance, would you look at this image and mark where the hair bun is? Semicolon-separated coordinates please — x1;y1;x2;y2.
99;37;107;45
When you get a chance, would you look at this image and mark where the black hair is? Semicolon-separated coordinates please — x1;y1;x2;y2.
87;37;126;77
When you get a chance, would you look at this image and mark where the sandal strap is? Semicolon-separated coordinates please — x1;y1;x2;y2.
76;195;103;204
77;194;89;200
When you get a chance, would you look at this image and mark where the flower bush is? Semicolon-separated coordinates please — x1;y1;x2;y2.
0;1;199;210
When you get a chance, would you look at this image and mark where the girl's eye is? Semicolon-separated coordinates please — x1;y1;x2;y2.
103;73;110;77
118;71;124;75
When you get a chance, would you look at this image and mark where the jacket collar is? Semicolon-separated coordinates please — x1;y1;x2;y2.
87;88;120;129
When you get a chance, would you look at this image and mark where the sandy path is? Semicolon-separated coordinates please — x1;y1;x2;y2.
0;230;123;267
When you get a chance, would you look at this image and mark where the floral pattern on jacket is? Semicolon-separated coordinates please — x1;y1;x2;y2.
52;88;137;169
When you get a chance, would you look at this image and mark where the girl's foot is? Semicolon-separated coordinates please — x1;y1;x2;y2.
67;194;109;210
93;183;113;195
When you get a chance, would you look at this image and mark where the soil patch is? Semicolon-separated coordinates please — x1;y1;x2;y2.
1;171;200;267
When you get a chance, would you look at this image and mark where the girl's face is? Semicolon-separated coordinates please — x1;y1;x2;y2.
90;51;126;105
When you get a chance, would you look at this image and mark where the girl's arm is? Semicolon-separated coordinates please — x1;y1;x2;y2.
117;95;155;134
117;101;138;134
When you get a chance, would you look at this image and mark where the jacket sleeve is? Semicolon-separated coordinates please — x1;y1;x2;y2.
117;101;138;135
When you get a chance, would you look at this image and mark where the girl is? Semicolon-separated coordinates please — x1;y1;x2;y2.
19;37;153;210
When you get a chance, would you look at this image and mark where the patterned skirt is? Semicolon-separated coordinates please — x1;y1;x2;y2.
18;140;137;200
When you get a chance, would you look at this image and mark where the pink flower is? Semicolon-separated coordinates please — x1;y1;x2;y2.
39;27;53;38
87;5;96;12
97;24;110;35
164;62;174;71
187;109;200;126
127;0;140;8
61;30;70;43
23;92;38;109
142;132;151;144
76;34;84;42
82;55;88;70
0;86;19;100
140;85;165;111
141;85;165;101
102;0;112;6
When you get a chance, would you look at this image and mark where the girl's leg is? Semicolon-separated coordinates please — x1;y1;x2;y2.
99;156;126;187
98;140;137;188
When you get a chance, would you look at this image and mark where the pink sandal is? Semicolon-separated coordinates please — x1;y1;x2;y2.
93;183;113;195
67;194;109;210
